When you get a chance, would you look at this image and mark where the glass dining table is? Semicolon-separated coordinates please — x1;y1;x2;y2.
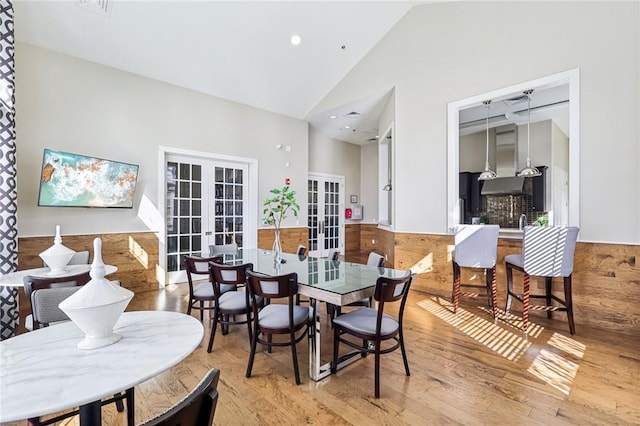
220;248;411;381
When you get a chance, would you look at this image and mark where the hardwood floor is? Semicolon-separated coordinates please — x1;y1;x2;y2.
4;284;639;425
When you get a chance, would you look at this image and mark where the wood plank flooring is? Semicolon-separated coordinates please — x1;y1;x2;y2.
4;284;639;425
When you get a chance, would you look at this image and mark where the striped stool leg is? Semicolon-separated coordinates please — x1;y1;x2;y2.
522;273;530;334
452;262;461;313
489;266;498;321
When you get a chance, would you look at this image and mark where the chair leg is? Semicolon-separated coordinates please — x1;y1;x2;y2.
246;312;253;348
399;330;410;377
545;277;553;319
199;302;204;322
374;339;382;398
246;326;258;379
115;392;125;412
452;262;461;313
332;327;340;374
267;333;273;353
522;273;530;334
207;307;220;353
290;329;301;385
564;275;576;335
505;263;514;315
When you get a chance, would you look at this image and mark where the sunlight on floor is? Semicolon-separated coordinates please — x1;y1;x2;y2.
527;349;580;395
527;332;585;395
417;297;531;361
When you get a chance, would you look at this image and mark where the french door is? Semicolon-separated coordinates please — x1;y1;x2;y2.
308;174;344;258
165;155;249;283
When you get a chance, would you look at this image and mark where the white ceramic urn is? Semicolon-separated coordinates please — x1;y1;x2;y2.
59;237;133;350
39;225;76;275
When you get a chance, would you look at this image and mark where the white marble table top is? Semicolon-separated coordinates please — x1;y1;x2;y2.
0;310;204;422
0;264;117;287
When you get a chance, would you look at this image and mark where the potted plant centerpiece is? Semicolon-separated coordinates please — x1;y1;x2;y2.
263;184;300;263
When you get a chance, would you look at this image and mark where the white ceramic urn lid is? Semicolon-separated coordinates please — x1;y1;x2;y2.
59;238;133;310
39;225;75;256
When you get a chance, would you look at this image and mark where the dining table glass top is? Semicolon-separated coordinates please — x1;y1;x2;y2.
220;248;410;301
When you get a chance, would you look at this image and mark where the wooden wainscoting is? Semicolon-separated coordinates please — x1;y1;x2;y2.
18;232;160;293
257;227;308;253
389;229;640;337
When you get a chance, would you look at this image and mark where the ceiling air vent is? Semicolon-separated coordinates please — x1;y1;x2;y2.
343;111;361;119
503;95;528;106
76;0;112;17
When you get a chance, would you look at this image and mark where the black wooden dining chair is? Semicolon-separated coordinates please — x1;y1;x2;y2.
330;251;384;319
23;271;91;330
138;369;220;426
23;272;133;426
245;270;309;385
183;255;234;321
332;273;413;398
206;261;255;353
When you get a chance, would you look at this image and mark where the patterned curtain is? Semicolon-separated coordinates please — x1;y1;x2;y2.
0;0;18;340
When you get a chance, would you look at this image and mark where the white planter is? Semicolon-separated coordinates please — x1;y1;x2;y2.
59;238;133;350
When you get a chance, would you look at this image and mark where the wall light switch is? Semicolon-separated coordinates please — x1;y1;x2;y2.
285;145;291;152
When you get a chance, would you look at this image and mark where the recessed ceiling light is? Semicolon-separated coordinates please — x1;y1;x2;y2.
344;125;351;129
291;35;301;46
329;115;337;119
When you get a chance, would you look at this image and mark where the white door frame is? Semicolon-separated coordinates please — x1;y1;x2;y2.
157;146;258;287
308;172;345;257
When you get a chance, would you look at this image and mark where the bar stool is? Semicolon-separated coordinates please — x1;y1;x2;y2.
505;226;580;334
451;224;500;319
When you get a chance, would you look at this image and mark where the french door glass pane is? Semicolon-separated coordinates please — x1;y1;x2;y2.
166;161;203;271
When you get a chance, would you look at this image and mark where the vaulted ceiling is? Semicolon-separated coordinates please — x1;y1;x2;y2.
14;1;421;143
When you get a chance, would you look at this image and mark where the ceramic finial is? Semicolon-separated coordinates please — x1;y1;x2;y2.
90;237;106;280
54;225;62;245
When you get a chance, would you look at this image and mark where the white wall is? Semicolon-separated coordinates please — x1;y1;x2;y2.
309;1;640;243
308;126;361;224
460;129;493;173
16;43;309;237
360;143;379;223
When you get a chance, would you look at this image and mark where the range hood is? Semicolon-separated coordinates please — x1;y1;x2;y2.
481;176;525;195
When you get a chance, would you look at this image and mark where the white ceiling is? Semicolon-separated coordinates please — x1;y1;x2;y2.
14;0;417;144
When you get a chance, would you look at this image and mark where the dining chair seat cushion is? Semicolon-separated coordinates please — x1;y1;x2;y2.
333;307;399;336
218;291;251;311
257;304;308;329
505;254;523;268
193;282;235;298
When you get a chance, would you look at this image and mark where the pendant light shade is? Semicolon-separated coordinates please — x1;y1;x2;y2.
478;100;497;181
517;89;542;178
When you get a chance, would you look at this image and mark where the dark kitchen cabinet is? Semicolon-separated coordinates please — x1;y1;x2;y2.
469;172;483;216
459;172;483;223
531;166;547;212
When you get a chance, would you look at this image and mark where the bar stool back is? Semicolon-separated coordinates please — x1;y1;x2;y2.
452;224;500;319
505;226;580;334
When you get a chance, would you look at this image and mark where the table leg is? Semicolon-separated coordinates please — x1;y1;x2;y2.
0;286;18;340
307;299;366;381
78;400;102;426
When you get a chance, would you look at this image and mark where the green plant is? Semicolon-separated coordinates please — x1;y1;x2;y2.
262;185;300;231
535;215;549;227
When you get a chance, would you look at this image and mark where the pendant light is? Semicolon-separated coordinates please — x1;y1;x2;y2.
517;89;542;177
478;100;497;181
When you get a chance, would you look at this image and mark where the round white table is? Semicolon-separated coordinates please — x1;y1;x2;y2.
0;264;118;287
0;264;118;340
0;310;204;424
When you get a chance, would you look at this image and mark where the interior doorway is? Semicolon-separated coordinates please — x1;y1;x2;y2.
308;173;344;258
